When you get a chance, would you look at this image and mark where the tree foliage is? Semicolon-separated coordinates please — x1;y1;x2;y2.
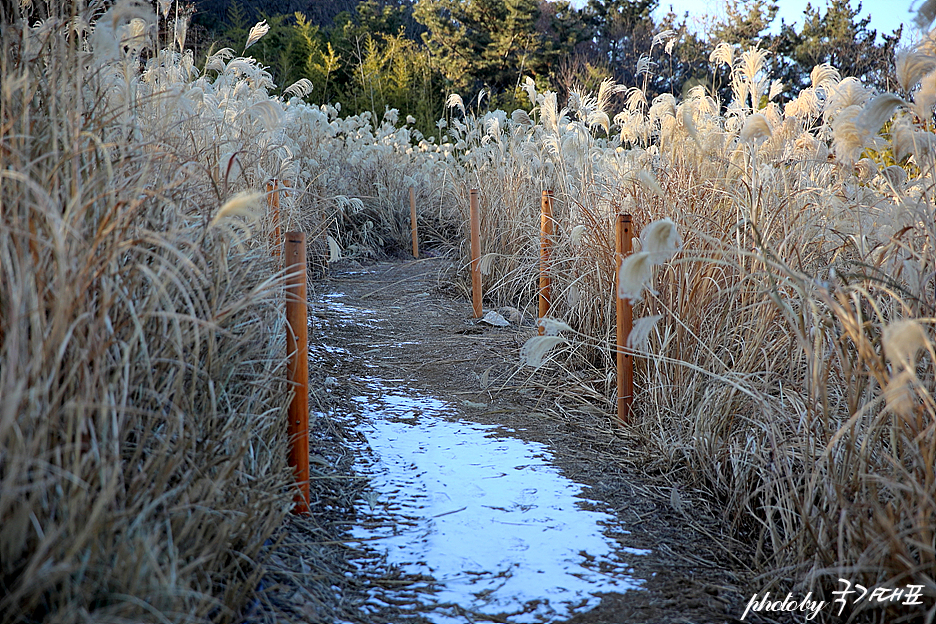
193;0;906;136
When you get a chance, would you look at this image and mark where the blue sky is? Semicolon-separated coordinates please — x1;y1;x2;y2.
654;0;922;42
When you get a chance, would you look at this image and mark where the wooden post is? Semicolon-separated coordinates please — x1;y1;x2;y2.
267;180;282;257
409;186;418;258
538;190;554;334
615;214;634;425
469;188;482;318
284;232;310;514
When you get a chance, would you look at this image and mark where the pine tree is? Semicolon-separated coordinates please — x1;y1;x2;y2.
773;0;901;93
413;0;573;97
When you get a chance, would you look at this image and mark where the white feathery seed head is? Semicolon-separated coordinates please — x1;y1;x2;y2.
617;251;654;303
627;314;664;351
810;63;840;89
740;113;772;143
896;46;936;91
511;109;532;126
522;76;537;107
641;218;682;263
446;93;465;116
284;78;314;99
680;105;699;144
915;0;936;28
479;253;498;276
637;170;665;197
883;319;928;371
211;191;263;228
709;41;733;68
537;318;574;336
520;336;567;367
327;235;342;262
244;20;270;52
856;93;905;137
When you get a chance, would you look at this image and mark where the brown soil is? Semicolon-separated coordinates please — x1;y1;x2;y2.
249;257;772;624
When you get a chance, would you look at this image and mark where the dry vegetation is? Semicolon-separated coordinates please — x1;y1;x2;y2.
2;1;936;623
442;47;936;622
0;3;295;621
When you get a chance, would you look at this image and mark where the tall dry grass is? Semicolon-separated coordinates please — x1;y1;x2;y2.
440;43;936;620
0;4;296;621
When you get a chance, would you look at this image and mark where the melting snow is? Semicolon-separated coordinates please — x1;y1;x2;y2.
349;379;648;623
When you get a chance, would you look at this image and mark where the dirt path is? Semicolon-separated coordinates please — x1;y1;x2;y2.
257;257;759;624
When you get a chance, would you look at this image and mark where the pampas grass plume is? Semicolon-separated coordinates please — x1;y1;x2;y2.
511;109;532;126
244;20;270;52
637;170;665;197
327;235;342;262
896;47;936;91
446;93;466;116
740;114;771;143
618;251;654;303
479;253;497;276
627;314;663;351
709;41;733;67
641;218;682;263
520;336;567;367
211;191;263;227
810;62;840;89
538;318;573;336
857;93;905;136
883;319;928;370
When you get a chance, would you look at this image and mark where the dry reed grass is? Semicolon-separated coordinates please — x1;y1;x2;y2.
0;4;300;621
442;38;936;621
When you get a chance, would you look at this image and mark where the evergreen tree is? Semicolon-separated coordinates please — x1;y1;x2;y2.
413;0;584;97
773;0;901;93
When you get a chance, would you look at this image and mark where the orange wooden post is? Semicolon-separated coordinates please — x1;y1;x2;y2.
615;214;634;424
538;190;554;334
267;180;282;257
284;232;310;514
279;180;289;251
409;186;419;258
469;188;482;318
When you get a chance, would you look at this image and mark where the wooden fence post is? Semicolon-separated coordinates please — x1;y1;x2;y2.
538;190;554;334
470;188;482;318
615;214;634;425
267;180;282;257
409;186;418;258
284;232;310;514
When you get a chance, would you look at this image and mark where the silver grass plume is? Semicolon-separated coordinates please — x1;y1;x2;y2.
640;218;681;263
537;318;573;336
915;0;936;29
628;314;663;350
709;41;733;68
740;113;772;143
522;76;537;108
244;20;270;52
520;336;567;367
856;93;905;138
896;47;936;92
446;93;466;117
211;191;263;228
617;251;654;303
810;63;840;90
284;78;314;99
637;170;665;197
882;319;931;416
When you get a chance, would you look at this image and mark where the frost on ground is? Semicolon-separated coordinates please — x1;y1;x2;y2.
347;378;646;623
